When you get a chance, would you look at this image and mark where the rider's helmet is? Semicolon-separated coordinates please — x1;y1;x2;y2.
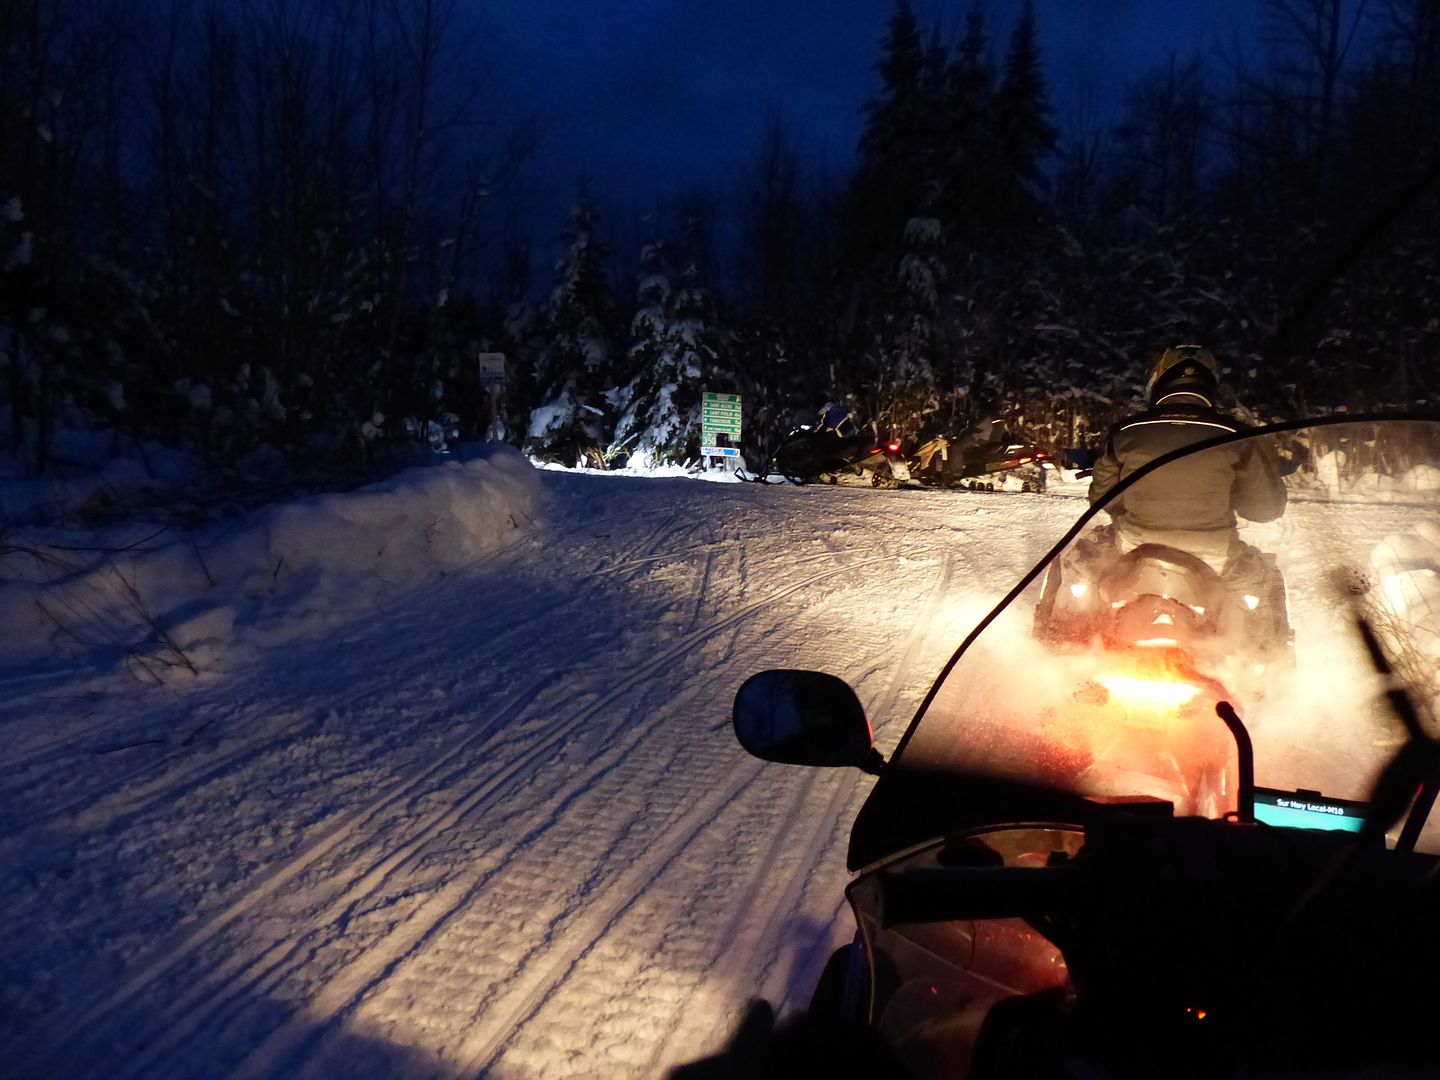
1147;344;1221;405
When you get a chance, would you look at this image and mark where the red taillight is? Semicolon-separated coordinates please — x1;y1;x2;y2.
1037;451;1050;459
1090;648;1207;711
887;441;900;452
1094;673;1200;709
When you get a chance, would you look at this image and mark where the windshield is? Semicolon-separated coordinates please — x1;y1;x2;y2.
852;418;1440;866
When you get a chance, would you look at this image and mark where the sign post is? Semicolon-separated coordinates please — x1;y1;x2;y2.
700;391;742;470
478;353;507;440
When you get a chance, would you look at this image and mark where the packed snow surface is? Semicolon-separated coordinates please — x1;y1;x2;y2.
6;443;1421;1078
0;452;1083;1077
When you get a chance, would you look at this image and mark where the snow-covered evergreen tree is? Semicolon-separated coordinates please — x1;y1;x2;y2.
527;197;619;463
996;0;1058;215
868;216;942;438
611;240;671;460
613;241;723;466
847;0;933;268
937;2;1000;240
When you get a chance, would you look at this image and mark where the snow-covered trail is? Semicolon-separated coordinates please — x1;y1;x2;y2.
0;473;1079;1078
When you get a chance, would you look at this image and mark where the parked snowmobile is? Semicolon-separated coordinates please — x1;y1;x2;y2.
909;427;1053;492
769;424;911;488
711;416;1440;1080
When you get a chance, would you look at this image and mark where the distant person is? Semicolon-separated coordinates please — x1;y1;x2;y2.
817;399;858;438
955;417;999;449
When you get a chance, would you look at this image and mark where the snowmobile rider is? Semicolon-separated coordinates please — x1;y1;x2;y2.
817;398;858;439
955;416;999;450
1086;344;1286;619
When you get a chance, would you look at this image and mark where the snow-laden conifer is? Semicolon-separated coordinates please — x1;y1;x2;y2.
867;216;942;439
613;243;723;466
527;198;619;463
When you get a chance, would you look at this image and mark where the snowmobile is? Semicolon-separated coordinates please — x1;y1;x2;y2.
768;424;911;488
908;428;1053;492
1033;533;1295;701
710;416;1440;1080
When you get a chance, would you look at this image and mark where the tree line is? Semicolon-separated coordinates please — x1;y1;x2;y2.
3;0;1438;484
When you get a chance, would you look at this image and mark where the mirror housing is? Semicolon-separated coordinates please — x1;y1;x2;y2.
733;669;884;774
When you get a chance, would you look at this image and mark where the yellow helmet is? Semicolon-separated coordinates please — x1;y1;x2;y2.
1147;344;1220;404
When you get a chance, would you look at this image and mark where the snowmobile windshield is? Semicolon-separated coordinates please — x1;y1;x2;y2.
850;417;1440;868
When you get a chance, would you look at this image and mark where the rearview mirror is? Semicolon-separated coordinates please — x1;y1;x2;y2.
733;669;884;774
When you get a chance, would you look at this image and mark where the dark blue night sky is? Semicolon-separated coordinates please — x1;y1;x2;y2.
478;0;1262;232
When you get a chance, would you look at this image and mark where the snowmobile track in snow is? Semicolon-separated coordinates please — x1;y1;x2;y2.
7;506;700;1073
643;548;961;1068
229;549;898;1078
12;548;896;1078
1;506;693;836
1;468;1107;1080
441;548;956;1077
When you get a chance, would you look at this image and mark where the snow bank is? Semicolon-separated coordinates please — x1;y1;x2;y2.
531;457;746;483
1310;451;1440;500
0;442;541;680
1369;522;1440;721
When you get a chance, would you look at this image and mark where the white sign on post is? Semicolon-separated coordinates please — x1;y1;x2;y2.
477;352;507;390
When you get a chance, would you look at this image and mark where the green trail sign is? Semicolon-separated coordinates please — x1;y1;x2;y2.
701;391;742;443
